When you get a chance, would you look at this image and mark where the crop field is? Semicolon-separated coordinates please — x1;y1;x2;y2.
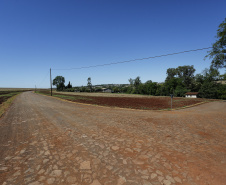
36;90;212;110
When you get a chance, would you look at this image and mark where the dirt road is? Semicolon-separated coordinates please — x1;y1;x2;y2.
0;92;225;185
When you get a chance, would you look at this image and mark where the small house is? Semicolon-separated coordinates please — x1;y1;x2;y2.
185;92;199;98
102;88;112;93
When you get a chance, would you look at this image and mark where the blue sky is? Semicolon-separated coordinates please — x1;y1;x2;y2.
0;0;225;88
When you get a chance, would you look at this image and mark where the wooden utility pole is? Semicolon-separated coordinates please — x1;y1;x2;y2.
50;68;52;96
170;94;173;110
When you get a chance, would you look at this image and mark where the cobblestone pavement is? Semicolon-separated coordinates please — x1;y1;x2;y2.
0;92;225;185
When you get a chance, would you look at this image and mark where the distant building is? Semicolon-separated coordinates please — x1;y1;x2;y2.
185;92;199;98
216;80;226;85
102;88;112;93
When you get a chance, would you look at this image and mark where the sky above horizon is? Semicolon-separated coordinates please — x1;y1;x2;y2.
0;0;226;88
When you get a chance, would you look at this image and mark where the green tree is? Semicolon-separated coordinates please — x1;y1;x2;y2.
202;66;220;82
217;84;226;99
165;65;196;90
198;81;219;99
133;76;142;94
219;73;226;80
193;74;205;92
142;80;158;95
164;76;191;97
66;81;72;89
87;77;92;92
155;84;164;96
53;76;65;91
176;65;196;89
174;86;188;97
128;78;134;87
134;76;141;89
80;86;88;92
206;18;226;68
166;68;177;81
128;77;142;94
197;66;221;99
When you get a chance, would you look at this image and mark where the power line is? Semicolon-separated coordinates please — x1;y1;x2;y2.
52;47;212;70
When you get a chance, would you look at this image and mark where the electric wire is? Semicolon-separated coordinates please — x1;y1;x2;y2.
52;47;212;70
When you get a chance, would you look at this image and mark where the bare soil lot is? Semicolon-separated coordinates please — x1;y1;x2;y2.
38;90;210;110
0;92;225;185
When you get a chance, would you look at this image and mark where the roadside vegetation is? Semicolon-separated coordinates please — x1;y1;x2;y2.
0;90;27;117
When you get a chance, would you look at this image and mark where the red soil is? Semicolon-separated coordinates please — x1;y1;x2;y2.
53;93;205;110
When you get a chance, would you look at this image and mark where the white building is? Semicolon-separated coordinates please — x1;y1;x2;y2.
185;92;199;98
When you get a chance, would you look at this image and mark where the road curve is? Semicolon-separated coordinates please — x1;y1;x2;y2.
0;92;226;185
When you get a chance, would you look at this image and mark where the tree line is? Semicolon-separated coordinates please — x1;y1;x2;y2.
122;65;225;99
52;64;226;99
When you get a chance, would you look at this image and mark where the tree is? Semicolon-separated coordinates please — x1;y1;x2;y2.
164;77;186;96
134;76;141;89
113;86;120;93
128;78;134;86
198;81;219;99
87;77;92;92
219;73;226;80
53;76;65;91
165;65;196;91
174;85;188;97
132;76;141;94
217;84;226;100
206;18;226;68
176;65;196;89
166;68;177;81
202;66;220;82
193;74;205;92
142;80;158;95
66;81;72;89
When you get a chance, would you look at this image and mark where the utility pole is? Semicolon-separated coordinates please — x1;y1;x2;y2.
170;94;173;110
35;85;36;93
50;68;52;96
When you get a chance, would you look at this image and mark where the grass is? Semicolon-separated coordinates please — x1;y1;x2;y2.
0;91;23;102
54;94;92;101
0;92;20;97
0;93;21;117
53;91;156;98
36;91;93;101
0;88;34;91
0;90;29;117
